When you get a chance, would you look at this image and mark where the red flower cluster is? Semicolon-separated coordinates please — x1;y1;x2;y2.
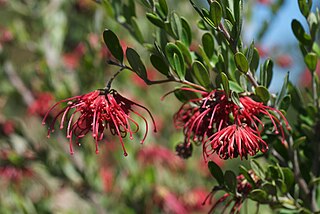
174;88;290;160
204;171;260;213
28;92;55;116
43;89;156;156
0;150;34;184
137;144;185;171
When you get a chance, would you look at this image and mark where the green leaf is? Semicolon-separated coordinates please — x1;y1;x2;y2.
220;72;230;97
249;189;269;203
131;17;144;44
208;161;224;185
250;159;265;179
291;19;312;47
246;41;255;66
229;81;244;93
268;165;281;180
102;0;114;17
224;170;237;194
181;17;192;46
146;13;164;28
279;95;291;111
233;0;243;39
282;168;294;191
288;82;304;110
231;91;241;107
103;29;124;63
165;43;186;80
262;182;277;195
260;59;273;88
255;86;270;102
150;54;169;76
175;40;192;65
225;7;235;24
192;61;210;87
234;52;249;73
298;0;312;18
159;0;168;16
250;48;260;72
170;12;183;39
276;72;289;107
140;0;154;8
276;179;288;194
239;165;256;187
266;59;273;88
209;1;222;27
202;33;214;59
174;87;199;103
304;52;318;71
126;48;147;80
293;136;307;149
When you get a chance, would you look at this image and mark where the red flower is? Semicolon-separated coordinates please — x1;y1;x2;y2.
0;150;34;183
154;186;188;214
0;166;33;183
257;0;272;5
43;89;156;155
100;167;114;193
183;188;211;211
174;88;236;146
1;120;15;136
174;88;290;160
275;54;293;68
63;43;86;70
237;96;290;144
204;170;260;214
137;144;185;170
203;124;268;160
28;92;54;116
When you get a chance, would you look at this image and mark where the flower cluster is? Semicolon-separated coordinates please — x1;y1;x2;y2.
137;144;185;171
174;88;290;160
204;170;260;213
0;150;34;184
43;89;156;156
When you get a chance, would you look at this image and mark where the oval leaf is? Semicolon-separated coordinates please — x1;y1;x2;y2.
175;40;192;65
210;1;222;27
208;161;224;185
159;0;168;16
234;52;249;73
291;19;312;47
192;61;210;87
103;29;124;63
220;72;230;97
224;170;237;193
150;54;169;76
146;13;164;28
250;159;265;179
304;52;318;71
255;86;270;102
170;12;183;39
202;33;214;59
249;189;269;203
165;43;186;80
181;17;192;46
126;48;147;80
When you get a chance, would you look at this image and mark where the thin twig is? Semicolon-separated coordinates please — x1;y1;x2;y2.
288;136;310;203
218;23;259;88
109;60;207;91
4;61;35;106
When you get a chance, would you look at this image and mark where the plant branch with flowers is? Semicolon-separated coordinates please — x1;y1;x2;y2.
39;0;320;213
